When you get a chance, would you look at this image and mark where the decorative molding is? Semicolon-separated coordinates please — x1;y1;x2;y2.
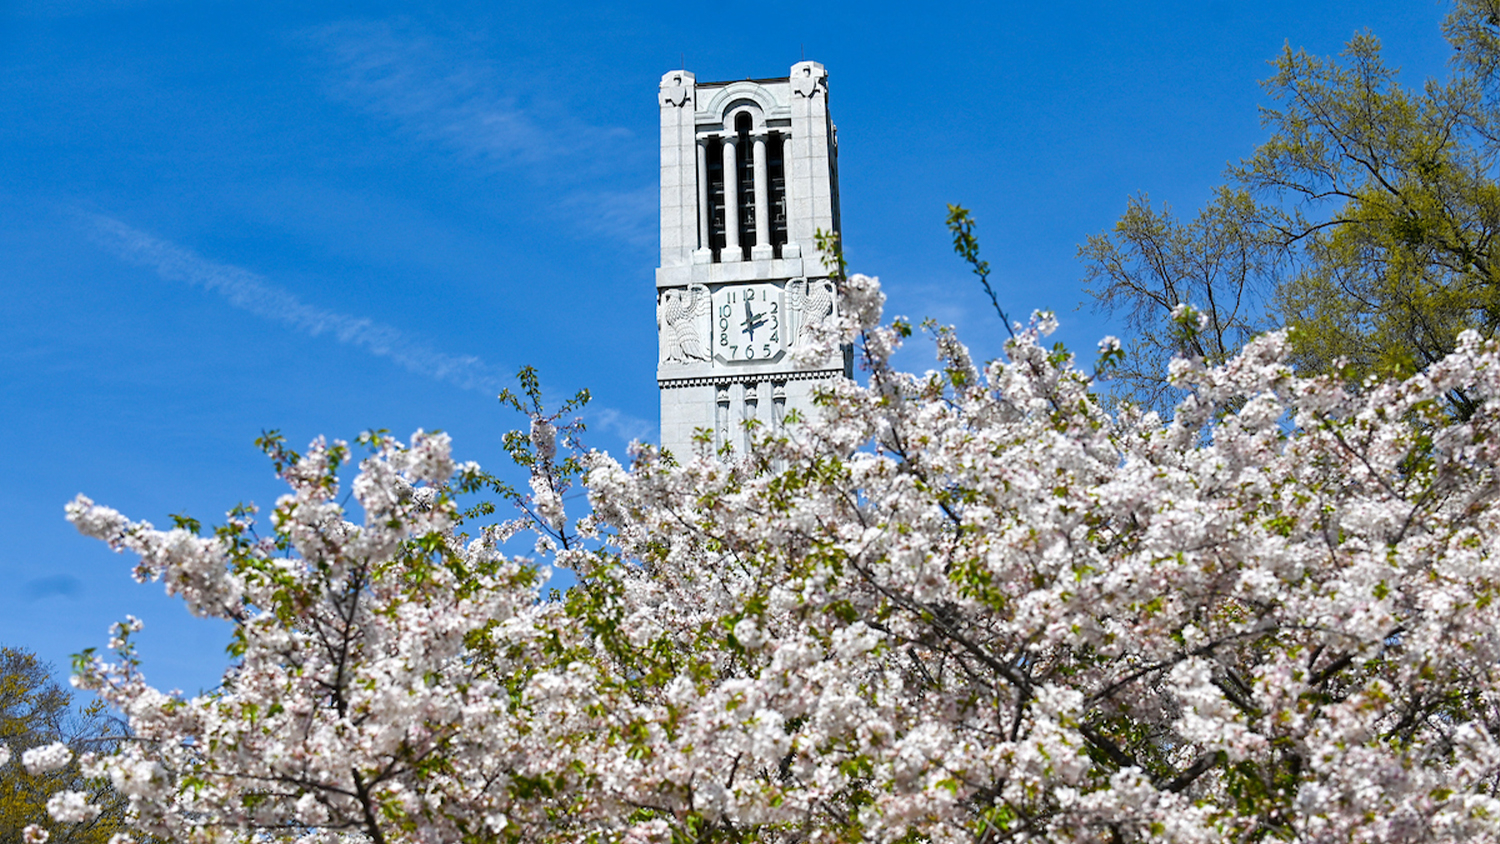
699;83;776;123
659;71;692;108
659;368;846;389
790;62;827;99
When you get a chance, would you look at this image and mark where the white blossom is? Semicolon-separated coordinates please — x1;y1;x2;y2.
46;790;101;823
530;419;557;462
46;302;1500;843
22;743;71;776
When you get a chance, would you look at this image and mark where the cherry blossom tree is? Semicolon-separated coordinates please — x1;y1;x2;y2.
37;272;1500;843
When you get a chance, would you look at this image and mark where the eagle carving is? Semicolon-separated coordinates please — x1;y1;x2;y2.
789;278;835;347
658;284;710;364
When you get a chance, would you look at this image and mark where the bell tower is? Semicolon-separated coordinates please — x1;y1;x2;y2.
655;61;851;457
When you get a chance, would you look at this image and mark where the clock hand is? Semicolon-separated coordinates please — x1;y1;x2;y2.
742;298;758;342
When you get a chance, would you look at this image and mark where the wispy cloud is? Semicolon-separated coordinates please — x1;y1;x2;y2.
89;215;513;395
300;20;624;169
297;20;656;248
560;186;658;248
87;215;661;446
587;406;656;446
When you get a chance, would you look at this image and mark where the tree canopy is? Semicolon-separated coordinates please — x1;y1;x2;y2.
1083;0;1500;415
0;647;130;844
31;267;1500;842
29;8;1500;840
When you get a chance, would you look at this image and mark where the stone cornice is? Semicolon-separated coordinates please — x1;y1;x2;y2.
658;368;846;389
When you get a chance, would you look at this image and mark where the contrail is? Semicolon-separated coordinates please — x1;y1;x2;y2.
89;215;511;396
86;214;661;445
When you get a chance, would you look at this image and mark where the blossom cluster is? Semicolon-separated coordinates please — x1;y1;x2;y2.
50;275;1500;842
22;743;72;776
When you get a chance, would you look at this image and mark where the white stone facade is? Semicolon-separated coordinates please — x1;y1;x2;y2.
656;62;851;458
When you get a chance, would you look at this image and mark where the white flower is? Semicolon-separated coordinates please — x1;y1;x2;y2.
530;419;557;462
294;792;327;825
23;743;71;775
529;474;564;530
1170;302;1210;331
58;296;1500;843
64;495;129;544
732;617;766;650
47;790;101;824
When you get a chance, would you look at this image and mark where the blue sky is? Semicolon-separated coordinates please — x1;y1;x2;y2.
0;0;1455;694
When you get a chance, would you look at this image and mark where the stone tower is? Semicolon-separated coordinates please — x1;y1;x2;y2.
655;61;851;457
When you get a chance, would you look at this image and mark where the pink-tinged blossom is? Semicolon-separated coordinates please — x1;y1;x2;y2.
64;496;129;544
46;790;101;823
530;418;557;462
47;295;1500;842
528;473;564;530
23;742;71;776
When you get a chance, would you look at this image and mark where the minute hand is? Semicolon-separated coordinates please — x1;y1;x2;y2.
741;299;767;341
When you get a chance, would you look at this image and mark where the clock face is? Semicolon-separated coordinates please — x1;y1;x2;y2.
712;283;786;364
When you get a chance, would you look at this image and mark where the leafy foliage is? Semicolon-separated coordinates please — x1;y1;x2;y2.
0;647;130;843
1082;1;1500;416
44;267;1500;842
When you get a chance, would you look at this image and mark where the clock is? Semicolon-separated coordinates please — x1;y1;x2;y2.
712;282;786;364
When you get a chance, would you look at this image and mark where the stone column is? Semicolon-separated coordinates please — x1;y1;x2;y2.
721;133;740;260
751;133;773;260
715;384;731;451
694;136;712;263
743;381;759;453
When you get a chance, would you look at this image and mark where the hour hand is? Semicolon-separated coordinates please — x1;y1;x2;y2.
741;299;764;340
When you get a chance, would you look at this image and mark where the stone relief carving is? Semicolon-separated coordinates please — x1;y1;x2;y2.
791;63;827;99
659;71;691;107
788;277;835;347
658;283;710;364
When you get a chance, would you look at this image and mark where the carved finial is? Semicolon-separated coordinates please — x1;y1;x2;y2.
660;70;693;108
790;61;826;99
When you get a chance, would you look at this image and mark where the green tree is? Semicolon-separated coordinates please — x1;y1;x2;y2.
1083;0;1500;415
1079;188;1273;410
0;647;130;843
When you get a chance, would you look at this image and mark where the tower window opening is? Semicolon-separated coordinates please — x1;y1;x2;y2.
735;113;754;261
828;122;841;240
769;132;787;258
706;136;726;261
